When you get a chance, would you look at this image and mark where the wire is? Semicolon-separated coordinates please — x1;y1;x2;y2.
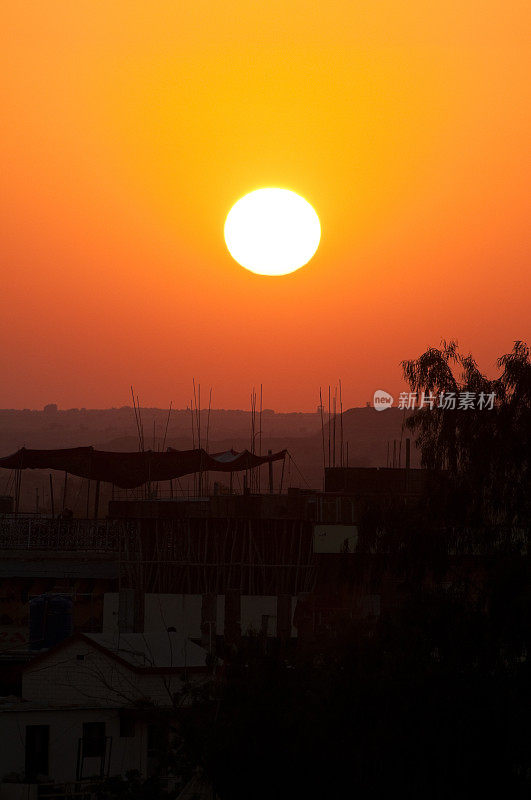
287;451;312;489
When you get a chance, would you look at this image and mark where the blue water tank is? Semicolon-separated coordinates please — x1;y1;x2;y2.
45;595;73;648
29;594;73;650
29;595;47;650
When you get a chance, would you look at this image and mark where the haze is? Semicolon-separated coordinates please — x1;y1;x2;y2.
1;2;529;410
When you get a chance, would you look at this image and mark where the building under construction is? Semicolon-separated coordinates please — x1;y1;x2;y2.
1;439;518;659
0;438;458;659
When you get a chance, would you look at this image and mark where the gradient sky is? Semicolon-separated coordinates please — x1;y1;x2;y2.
1;1;529;411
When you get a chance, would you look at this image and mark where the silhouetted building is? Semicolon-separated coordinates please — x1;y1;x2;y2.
0;632;212;785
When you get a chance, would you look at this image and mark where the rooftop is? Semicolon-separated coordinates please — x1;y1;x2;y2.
84;631;208;670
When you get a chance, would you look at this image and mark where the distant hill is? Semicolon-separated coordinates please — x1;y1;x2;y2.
0;406;419;511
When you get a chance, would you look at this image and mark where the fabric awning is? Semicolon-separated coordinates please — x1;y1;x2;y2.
0;446;286;489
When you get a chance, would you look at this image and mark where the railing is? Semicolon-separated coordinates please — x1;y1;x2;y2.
0;518;121;552
37;782;94;799
366;524;529;556
34;775;182;799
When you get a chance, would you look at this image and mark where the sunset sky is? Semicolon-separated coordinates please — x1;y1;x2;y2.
1;1;529;411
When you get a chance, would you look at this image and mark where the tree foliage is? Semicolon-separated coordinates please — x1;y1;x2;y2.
402;340;531;524
180;585;530;800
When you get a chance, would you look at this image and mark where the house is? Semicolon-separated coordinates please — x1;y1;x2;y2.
0;631;211;787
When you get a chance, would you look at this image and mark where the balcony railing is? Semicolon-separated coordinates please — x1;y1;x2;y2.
0;518;121;552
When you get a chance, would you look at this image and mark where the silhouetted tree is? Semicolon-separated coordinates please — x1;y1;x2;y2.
96;770;178;800
180;593;530;799
174;341;531;798
402;340;531;524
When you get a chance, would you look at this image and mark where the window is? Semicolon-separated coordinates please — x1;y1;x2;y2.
119;715;135;738
25;725;49;781
82;722;105;758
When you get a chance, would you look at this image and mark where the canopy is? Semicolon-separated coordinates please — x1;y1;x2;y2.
0;447;286;489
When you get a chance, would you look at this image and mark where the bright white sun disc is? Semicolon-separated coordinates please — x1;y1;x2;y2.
224;188;321;276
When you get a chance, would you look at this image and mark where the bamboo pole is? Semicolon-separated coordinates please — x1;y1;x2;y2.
49;473;55;518
93;480;100;519
319;388;326;482
333;389;336;468
131;386;142;451
259;384;262;493
162;401;172;452
62;471;68;511
205;388;212;495
198;382;202;495
15;469;21;516
328;386;331;468
339;379;344;468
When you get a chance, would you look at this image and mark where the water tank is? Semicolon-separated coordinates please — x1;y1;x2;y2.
45;595;73;647
29;594;73;650
29;595;47;650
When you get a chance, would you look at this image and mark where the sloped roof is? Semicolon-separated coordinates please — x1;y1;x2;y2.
84;632;207;669
23;631;209;674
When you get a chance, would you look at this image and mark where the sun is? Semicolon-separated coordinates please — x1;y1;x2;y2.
224;188;321;276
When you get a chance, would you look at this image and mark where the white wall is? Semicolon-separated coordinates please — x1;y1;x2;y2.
103;592;298;639
313;524;358;553
144;594;202;638
240;596;277;636
0;708;147;783
102;592;119;636
104;593;204;638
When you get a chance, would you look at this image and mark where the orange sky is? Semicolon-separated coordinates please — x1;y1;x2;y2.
1;1;529;411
